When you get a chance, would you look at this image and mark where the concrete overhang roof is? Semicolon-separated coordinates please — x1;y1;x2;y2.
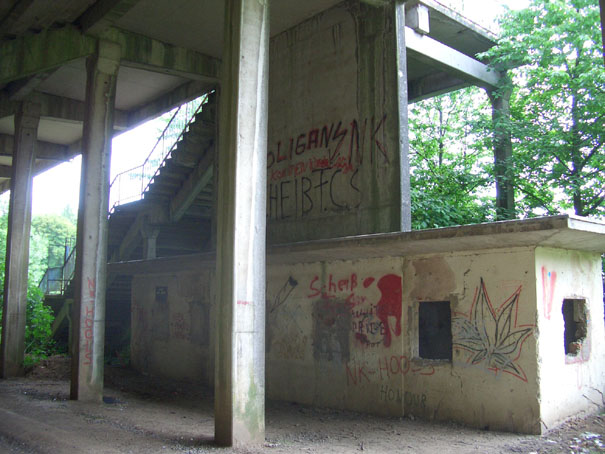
0;0;498;192
108;215;605;273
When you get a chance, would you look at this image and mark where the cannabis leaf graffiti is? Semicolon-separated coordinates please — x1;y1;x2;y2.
453;279;534;382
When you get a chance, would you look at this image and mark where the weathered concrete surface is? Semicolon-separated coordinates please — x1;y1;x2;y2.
214;0;269;446
125;215;605;434
0;100;40;378
71;40;120;402
131;270;214;384
535;247;605;430
267;3;403;242
394;1;411;231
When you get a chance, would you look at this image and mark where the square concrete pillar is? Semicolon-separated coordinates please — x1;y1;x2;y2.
214;0;269;446
395;1;412;231
70;40;120;402
0;101;40;378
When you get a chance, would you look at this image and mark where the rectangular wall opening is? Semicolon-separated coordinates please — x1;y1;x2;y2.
418;301;452;360
562;298;587;356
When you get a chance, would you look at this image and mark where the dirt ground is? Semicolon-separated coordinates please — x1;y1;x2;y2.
0;356;603;454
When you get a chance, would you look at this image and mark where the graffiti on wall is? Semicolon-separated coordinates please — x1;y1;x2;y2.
82;277;96;366
452;279;535;382
346;355;435;386
313;298;352;362
308;272;402;352
267;115;390;220
380;385;427;409
267;276;308;360
541;267;557;320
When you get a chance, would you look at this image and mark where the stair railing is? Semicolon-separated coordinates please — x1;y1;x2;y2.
109;94;207;211
38;237;77;295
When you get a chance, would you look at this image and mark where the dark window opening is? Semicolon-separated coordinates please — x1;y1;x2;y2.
419;301;452;360
562;299;587;356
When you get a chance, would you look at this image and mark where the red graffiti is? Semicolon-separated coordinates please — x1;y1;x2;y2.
267;115;389;170
237;300;253;306
346;355;434;386
87;277;95;300
307;273;359;300
171;313;190;340
376;274;402;347
83;305;94;366
541;267;557;319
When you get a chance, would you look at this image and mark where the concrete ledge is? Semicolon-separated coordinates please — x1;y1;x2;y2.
108;215;605;274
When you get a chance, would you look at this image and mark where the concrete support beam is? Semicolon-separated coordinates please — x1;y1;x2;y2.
405;26;500;89
0;134;70;161
141;224;160;260
0;26;96;85
0;100;40;378
0;91;129;129
0;26;220;86
124;81;215;131
408;72;467;103
77;0;142;35
214;0;269;446
5;70;57;101
405;4;429;34
169;146;214;222
487;82;515;220
70;40;120;402
0;0;36;37
101;28;221;82
0;165;12;178
395;2;412;231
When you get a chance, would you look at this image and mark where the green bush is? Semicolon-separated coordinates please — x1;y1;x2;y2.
0;263;56;364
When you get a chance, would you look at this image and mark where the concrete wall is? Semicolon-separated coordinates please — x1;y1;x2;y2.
265;248;541;433
130;268;214;385
126;242;605;434
267;2;402;243
534;247;605;430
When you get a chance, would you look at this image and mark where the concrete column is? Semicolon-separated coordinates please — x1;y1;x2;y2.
141;224;160;260
0;101;40;378
214;0;269;446
394;1;412;231
487;81;515;220
70;40;120;402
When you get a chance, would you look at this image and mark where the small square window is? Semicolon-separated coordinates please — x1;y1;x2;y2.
419;301;452;360
562;299;587;356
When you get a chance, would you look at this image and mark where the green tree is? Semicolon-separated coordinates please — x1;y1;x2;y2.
30;214;76;267
0;262;55;362
484;0;605;218
409;87;494;229
0;203;75;363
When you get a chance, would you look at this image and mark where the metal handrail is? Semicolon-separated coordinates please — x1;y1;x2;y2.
39;239;77;295
109;94;208;211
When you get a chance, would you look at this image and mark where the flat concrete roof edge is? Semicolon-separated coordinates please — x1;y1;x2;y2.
108;215;605;274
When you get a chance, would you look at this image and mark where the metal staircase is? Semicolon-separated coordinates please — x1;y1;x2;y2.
107;91;217;261
40;90;218;354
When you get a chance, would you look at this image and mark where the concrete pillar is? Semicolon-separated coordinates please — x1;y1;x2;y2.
0;101;40;378
394;1;412;231
487;81;515;220
214;0;269;446
141;224;160;260
70;40;120;402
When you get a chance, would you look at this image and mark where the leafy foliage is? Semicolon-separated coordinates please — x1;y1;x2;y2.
0;262;55;362
30;214;76;283
409;87;494;229
483;0;605;217
0;203;75;363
